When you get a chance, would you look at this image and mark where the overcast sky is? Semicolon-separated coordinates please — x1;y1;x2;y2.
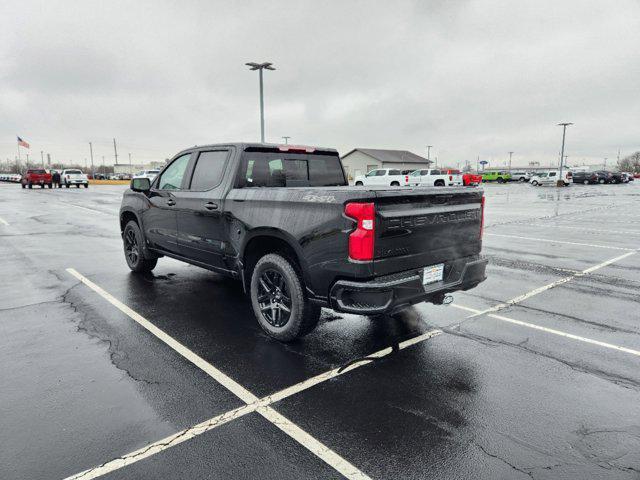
1;0;639;168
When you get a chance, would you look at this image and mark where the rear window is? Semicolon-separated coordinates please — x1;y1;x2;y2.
66;170;82;174
30;169;46;174
238;152;346;187
388;169;401;175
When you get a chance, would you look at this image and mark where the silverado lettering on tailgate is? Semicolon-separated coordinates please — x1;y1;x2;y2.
386;209;479;230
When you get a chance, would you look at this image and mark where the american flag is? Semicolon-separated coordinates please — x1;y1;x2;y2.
17;136;30;149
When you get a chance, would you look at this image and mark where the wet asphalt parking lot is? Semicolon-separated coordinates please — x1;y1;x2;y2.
1;180;639;480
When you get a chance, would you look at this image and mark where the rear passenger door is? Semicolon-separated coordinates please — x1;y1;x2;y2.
175;148;232;271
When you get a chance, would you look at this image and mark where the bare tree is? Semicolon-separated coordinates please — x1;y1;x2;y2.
618;151;640;173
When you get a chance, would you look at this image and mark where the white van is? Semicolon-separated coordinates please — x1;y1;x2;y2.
530;170;572;186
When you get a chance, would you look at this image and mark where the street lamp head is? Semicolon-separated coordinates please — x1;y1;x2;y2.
557;122;574;127
245;62;276;71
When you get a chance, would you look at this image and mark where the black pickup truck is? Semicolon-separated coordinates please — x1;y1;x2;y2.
120;143;487;341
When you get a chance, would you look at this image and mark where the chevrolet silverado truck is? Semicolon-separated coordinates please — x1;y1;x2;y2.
21;169;52;189
120;143;487;341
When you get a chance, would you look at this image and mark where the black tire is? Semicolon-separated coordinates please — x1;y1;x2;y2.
48;183;52;188
40;184;45;188
390;181;400;186
84;183;89;188
123;220;158;273
497;177;505;183
434;180;445;187
519;177;526;182
65;183;69;188
598;178;605;184
531;180;538;186
250;253;320;341
21;183;25;189
355;181;363;186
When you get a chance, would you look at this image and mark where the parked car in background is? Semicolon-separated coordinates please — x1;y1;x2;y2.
61;169;89;188
354;168;409;186
626;173;635;182
407;169;454;187
444;169;464;186
572;171;599;184
592;171;612;184
463;172;483;186
609;172;625;184
530;170;572;186
133;169;161;181
619;172;631;183
482;171;511;183
21;169;52;189
119;142;487;341
510;171;531;182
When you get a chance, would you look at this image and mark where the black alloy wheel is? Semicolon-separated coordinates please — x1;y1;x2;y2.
124;228;140;266
257;269;292;327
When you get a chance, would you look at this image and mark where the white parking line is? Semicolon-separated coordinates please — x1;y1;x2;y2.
485;233;635;251
0;217;8;226
63;203;114;215
451;303;640;357
526;224;640;236
467;250;637;317
63;328;442;480
65;267;442;480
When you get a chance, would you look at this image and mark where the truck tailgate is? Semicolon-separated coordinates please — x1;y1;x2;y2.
373;188;483;276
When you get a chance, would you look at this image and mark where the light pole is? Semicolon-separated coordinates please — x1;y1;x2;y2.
282;136;291;145
89;142;94;177
246;62;276;143
508;151;514;173
557;123;573;187
426;145;432;165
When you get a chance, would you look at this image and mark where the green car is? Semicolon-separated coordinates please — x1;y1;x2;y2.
482;171;512;183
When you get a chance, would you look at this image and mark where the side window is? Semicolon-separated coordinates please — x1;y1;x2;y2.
431;169;441;175
549;172;557;177
189;150;228;191
421;170;429;175
366;170;377;177
158;153;191;190
388;169;401;175
375;170;387;176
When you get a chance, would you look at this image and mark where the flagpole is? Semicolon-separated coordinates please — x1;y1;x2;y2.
16;143;21;172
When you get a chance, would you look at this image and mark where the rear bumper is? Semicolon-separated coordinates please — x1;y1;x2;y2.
329;255;487;315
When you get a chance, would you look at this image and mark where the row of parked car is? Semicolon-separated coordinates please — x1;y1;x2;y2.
353;168;483;187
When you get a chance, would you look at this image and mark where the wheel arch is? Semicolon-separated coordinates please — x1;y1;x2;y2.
240;228;311;294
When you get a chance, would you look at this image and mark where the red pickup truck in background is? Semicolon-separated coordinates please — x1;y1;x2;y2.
463;172;483;186
21;169;53;189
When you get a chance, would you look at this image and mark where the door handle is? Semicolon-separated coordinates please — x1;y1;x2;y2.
204;202;218;210
166;199;176;206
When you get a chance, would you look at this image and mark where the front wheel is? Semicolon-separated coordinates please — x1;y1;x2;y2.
84;183;89;188
355;181;363;186
519;177;526;182
598;178;605;184
531;181;538;186
123;221;157;273
250;253;320;342
497;177;505;183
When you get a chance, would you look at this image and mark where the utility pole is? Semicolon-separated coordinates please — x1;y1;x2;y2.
128;152;132;176
617;148;620;163
435;156;438;168
246;62;276;142
557;122;573;187
113;138;119;165
508;151;514;173
40;150;44;167
282;136;291;145
47;153;51;166
477;155;479;172
89;142;94;177
102;155;105;175
426;145;432;165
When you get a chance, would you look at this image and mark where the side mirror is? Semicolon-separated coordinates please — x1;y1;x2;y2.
131;177;151;192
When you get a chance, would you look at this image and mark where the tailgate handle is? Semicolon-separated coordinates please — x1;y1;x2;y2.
432;195;452;205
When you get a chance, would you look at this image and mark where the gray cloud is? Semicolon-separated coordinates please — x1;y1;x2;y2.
1;0;639;167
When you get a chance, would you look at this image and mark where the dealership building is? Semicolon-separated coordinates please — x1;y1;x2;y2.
340;148;432;181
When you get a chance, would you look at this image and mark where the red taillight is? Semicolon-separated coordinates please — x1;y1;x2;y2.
449;175;453;181
344;202;375;261
405;175;409;184
480;196;485;239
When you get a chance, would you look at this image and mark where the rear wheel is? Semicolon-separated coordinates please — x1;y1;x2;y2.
250;253;320;341
598;178;605;184
497;177;505;183
355;181;363;186
84;183;89;188
519;177;526;182
531;180;538;186
123;221;157;273
390;181;400;186
434;180;445;187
